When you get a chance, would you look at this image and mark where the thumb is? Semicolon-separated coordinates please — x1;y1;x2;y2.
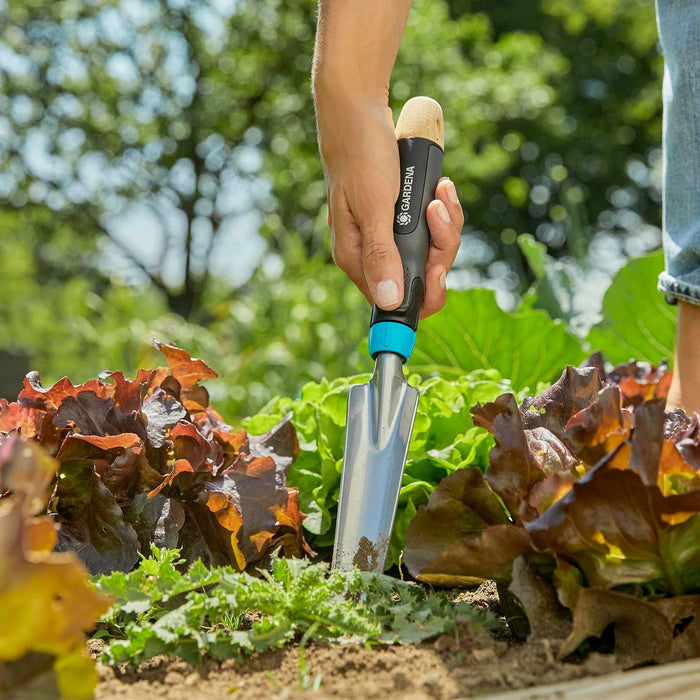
357;201;404;311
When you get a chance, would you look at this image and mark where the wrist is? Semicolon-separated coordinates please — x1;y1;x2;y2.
312;0;409;110
312;66;389;111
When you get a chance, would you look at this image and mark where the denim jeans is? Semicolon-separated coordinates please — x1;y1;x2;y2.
657;0;700;304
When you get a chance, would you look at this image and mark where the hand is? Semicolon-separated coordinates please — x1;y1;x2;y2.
315;94;464;319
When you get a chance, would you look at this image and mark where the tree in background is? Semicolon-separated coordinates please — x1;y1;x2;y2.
1;0;323;319
0;0;662;416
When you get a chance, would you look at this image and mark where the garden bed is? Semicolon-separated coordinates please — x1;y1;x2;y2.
93;582;624;699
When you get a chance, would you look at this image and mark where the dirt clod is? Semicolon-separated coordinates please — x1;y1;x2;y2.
352;536;383;570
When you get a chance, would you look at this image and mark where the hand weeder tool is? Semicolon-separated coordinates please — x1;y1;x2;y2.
332;96;444;573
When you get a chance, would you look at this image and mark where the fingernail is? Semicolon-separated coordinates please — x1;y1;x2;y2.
439;269;447;289
436;200;450;224
446;179;459;205
375;279;400;308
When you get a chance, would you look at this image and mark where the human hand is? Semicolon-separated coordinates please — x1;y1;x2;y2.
315;94;463;319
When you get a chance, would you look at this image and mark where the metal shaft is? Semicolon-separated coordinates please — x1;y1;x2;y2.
332;352;419;572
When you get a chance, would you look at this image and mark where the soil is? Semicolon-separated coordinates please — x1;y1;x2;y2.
94;582;624;700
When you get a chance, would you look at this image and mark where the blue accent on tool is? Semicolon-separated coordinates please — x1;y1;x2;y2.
368;321;416;362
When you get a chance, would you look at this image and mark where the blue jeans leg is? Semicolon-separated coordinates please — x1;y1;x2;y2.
657;0;700;305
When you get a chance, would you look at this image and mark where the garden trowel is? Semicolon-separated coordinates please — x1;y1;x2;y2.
333;96;444;573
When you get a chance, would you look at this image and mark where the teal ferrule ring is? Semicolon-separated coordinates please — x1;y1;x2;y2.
368;321;416;362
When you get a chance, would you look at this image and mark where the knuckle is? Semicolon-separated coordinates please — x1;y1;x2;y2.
362;239;395;268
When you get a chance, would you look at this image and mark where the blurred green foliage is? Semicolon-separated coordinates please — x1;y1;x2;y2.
0;226;368;418
446;0;662;278
0;0;664;418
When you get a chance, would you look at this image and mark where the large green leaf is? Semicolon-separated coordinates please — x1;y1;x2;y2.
411;288;585;390
586;251;677;365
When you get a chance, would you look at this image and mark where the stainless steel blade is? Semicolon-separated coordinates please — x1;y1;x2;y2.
332;352;419;572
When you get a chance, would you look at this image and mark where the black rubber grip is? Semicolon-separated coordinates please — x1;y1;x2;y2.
370;137;444;331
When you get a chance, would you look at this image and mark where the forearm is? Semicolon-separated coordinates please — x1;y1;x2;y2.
312;0;412;102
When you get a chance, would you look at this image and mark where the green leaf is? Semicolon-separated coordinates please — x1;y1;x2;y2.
586;251;677;365
518;233;549;279
412;288;586;391
518;234;577;322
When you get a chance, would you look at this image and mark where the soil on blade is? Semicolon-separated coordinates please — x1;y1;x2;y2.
94;582;622;699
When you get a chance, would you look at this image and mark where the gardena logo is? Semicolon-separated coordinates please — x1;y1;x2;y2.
395;164;415;226
395;164;416;226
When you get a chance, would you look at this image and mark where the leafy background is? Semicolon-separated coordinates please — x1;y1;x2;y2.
0;3;687;686
0;0;666;421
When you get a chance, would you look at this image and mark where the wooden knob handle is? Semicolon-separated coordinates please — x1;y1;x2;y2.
395;96;444;149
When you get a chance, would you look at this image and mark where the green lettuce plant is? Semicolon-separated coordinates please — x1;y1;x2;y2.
244;370;511;567
412;288;586;389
